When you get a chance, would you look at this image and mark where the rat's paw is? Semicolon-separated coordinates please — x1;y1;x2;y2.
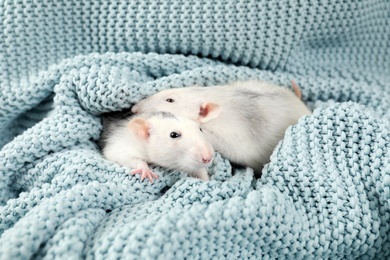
130;168;159;183
192;168;210;181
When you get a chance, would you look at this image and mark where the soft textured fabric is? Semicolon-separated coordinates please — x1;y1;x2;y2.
0;0;389;259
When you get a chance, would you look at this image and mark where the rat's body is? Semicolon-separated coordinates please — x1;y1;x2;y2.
100;111;214;182
132;80;311;176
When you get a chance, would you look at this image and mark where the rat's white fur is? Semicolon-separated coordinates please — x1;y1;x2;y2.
132;80;312;176
102;112;214;181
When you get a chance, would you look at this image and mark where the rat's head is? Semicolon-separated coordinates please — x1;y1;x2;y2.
131;88;221;123
127;112;214;173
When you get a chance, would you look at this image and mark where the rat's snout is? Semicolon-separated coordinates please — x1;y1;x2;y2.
200;145;214;165
192;142;214;166
202;155;213;164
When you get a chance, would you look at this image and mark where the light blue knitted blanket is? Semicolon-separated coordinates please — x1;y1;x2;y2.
1;0;389;259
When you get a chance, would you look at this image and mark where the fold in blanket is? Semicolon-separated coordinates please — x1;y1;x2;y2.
0;0;389;259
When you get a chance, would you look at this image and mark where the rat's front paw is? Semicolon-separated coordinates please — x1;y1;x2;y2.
192;168;210;181
130;167;159;183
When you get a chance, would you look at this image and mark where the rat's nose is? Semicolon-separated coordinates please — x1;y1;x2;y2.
202;156;213;164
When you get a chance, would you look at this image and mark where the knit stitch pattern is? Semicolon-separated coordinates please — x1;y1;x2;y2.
0;0;389;259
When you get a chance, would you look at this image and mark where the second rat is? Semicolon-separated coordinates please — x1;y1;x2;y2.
131;80;312;177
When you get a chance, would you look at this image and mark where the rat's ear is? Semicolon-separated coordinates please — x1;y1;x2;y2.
128;118;150;140
198;103;221;123
291;79;302;99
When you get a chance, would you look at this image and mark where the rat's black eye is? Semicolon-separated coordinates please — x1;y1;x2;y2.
166;98;174;103
199;128;203;132
170;132;181;138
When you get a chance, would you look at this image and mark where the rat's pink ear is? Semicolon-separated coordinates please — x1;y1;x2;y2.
291;79;302;100
128;118;150;140
198;103;221;123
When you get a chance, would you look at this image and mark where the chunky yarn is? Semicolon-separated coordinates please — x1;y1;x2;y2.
0;0;389;259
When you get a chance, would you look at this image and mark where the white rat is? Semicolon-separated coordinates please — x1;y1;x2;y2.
131;80;312;177
99;111;214;182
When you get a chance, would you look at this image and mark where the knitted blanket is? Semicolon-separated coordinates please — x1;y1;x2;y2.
1;0;389;259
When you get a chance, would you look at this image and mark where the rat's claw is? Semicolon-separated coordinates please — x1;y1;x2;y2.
140;171;147;181
151;171;159;181
145;172;153;183
149;171;159;179
130;168;158;183
143;169;159;183
130;169;141;175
